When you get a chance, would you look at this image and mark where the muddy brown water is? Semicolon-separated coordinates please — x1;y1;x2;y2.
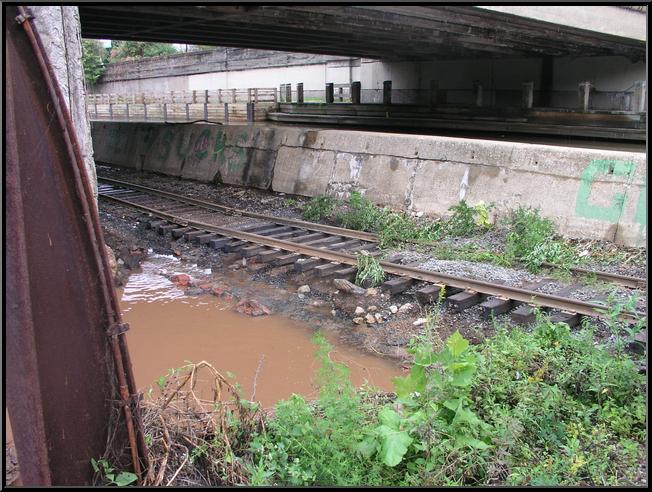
119;255;402;408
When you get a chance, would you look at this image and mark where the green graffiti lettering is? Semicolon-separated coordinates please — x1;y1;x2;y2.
575;159;636;223
158;129;175;161
634;179;646;229
192;129;211;161
212;131;226;163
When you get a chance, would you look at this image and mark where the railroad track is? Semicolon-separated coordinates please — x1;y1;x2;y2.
98;177;646;325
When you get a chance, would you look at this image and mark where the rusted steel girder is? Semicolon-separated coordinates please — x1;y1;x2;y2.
5;6;146;485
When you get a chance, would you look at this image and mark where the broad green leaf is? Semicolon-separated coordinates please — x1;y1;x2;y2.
113;471;138;486
456;435;491;450
443;398;461;412
392;365;426;399
446;331;469;358
451;365;475;387
378;407;402;429
413;345;435;366
377;425;413;467
356;437;378;459
90;458;99;473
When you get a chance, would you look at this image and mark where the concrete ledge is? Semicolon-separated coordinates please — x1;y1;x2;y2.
91;121;646;246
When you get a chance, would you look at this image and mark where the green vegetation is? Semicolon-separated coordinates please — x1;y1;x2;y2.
281;198;298;208
595;290;646;355
82;39;109;85
302;195;337;221
354;251;386;287
246;308;645;486
109;40;178;61
91;458;137;486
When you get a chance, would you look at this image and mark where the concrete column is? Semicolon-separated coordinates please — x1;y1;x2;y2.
325;83;334;103
429;80;438;108
383;80;392;105
473;81;483;107
29;6;97;197
296;83;304;103
279;84;285;103
579;81;592;112
522;81;534;109
632;81;647;113
351;81;361;104
285;83;292;103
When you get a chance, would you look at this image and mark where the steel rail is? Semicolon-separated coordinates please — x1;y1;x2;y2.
99;176;646;291
99;192;644;323
98;176;377;242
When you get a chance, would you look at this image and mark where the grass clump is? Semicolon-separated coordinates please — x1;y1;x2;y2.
355;250;386;287
302;195;338;221
442;200;492;237
504;206;576;272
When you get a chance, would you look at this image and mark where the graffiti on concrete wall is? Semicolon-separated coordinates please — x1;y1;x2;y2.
575;159;646;231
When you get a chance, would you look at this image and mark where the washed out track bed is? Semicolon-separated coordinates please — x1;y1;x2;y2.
98;176;646;336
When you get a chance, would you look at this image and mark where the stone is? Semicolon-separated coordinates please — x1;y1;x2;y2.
367;305;378;312
331;309;337;316
398;303;414;313
235;299;272;317
374;313;383;322
298;293;305;299
297;285;311;294
353;317;365;325
389;305;398;314
171;273;193;287
413;318;428;326
185;287;205;296
211;284;232;297
354;306;365;315
366;288;380;296
416;211;424;218
365;313;376;324
333;278;366;295
310;299;328;307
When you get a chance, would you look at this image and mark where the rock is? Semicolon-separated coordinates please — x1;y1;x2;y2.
366;288;379;297
310;299;328;307
389;305;398;314
353;317;365;325
235;299;271;317
367;305;378;312
331;310;337;316
354;306;366;315
105;245;118;279
171;273;193;287
333;278;366;295
374;313;383;322
297;285;311;294
298;293;305;300
211;284;233;298
398;303;414;314
413;318;428;326
416;211;424;218
365;313;376;324
199;283;212;291
185;287;205;296
117;258;125;266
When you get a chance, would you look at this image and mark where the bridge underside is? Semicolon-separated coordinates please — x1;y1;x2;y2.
79;5;645;61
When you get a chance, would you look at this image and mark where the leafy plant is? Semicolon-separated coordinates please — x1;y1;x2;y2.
109;40;178;61
443;200;493;237
82;39;109;85
91;458;138;486
282;198;298;208
337;191;384;232
302;195;337;221
355;251;386;287
594;290;646;355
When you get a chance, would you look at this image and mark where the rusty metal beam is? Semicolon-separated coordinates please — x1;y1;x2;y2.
5;6;146;485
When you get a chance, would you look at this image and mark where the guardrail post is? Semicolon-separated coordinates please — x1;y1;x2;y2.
285;83;292;103
246;102;254;123
224;102;229;124
338;86;343;102
273;87;278;103
109;103;113;120
351;81;361;104
632;80;647;113
125;103;130;121
473;80;483;107
144;103;148;121
383;80;392;104
185;103;190;121
279;84;284;102
204;90;209;120
163;103;168;122
578;81;592;112
218;88;222;103
254;88;259;103
94;101;98;119
325;83;334;103
521;81;534;109
232;88;236;103
296;83;304;103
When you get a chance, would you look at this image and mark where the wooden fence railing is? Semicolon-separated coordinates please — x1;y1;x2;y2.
87;88;277;123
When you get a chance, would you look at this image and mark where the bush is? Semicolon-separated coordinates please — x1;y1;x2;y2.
302;195;337;221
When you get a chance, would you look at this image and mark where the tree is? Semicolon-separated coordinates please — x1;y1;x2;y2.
81;39;109;86
109;41;178;61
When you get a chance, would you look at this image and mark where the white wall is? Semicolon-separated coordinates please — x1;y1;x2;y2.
188;64;326;91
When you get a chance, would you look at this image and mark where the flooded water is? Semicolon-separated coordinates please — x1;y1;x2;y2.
120;255;402;408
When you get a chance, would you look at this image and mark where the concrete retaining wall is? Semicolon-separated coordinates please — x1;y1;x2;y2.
92;121;646;246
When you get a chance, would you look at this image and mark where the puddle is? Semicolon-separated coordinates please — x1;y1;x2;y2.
120;255;402;408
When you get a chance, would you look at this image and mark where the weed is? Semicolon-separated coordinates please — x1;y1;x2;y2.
355;251;386;287
91;458;138;486
282;198;298;208
337;191;384;232
443;200;493;237
302;195;337;221
594;290;647;355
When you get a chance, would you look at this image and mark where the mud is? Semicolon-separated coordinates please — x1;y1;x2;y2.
119;254;402;408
